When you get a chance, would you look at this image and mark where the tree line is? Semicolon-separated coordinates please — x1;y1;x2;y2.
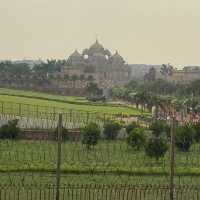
0;60;95;89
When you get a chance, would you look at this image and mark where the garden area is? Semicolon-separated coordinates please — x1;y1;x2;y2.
1;87;200;199
1;117;200;199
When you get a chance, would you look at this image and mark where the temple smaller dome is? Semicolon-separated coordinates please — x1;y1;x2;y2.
66;50;84;66
110;51;125;66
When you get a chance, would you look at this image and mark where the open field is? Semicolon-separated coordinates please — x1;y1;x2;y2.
1;139;200;199
1;139;200;176
0;88;150;116
0;88;88;103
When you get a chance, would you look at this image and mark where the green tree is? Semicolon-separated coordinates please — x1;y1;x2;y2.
86;82;102;97
0;119;21;139
81;123;101;149
126;122;138;135
160;63;173;80
127;128;146;150
193;122;200;143
103;121;122;140
175;124;195;152
145;136;168;161
149;121;170;137
145;120;169;160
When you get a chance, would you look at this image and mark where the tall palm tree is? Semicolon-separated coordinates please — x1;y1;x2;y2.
160;63;173;80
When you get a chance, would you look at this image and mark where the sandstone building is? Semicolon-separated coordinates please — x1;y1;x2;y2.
60;40;131;89
167;66;200;84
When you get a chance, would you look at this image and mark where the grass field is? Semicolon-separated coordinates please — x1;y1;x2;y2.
1;139;200;177
0;88;149;116
0;88;88;103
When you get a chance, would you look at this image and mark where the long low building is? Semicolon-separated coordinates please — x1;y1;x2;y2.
167;66;200;84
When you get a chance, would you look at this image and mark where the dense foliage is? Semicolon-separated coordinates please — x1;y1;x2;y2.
0;119;21;139
175;123;196;152
193;123;200;142
149;121;170;137
126;122;138;135
81;123;101;149
127;128;146;150
103;121;122;140
145;121;169;160
145;136;168;161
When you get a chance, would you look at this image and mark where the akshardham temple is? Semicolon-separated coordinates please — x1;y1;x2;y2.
61;40;131;89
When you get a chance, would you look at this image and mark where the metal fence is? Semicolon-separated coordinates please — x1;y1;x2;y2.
0;100;120;130
0;110;200;199
1;184;200;200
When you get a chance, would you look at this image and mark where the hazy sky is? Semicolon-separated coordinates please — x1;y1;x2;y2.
0;0;200;67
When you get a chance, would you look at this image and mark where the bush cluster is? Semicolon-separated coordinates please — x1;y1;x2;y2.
81;123;101;149
126;121;169;160
103;121;122;140
175;123;196;152
0;119;21;139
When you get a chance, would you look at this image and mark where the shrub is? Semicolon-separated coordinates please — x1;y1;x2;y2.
150;121;170;137
126;122;138;135
192;123;200;142
103;121;122;140
145;136;168;161
81;123;101;149
0;119;21;139
127;128;146;150
175;123;195;152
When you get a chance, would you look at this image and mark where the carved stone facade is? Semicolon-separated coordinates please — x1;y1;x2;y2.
60;40;131;89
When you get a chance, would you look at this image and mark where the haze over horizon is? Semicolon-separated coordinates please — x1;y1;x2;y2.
0;0;200;67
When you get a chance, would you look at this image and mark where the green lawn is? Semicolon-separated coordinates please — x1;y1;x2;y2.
0;88;88;103
0;88;149;116
1;139;200;199
1;139;200;176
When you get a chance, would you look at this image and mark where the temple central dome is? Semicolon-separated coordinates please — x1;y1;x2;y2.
83;40;111;57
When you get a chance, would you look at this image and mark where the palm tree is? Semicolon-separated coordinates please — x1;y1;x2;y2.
160;63;173;80
133;91;149;113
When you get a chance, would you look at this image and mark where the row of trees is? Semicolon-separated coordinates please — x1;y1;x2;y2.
112;82;200;120
0;60;96;90
0;60;63;87
126;78;200;97
1;119;200;161
81;120;200;160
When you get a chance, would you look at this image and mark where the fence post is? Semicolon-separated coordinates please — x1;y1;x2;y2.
36;105;39;118
87;112;89;124
19;103;21;116
56;113;63;200
1;101;4;114
53;107;56;120
70;109;72;123
170;116;175;200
